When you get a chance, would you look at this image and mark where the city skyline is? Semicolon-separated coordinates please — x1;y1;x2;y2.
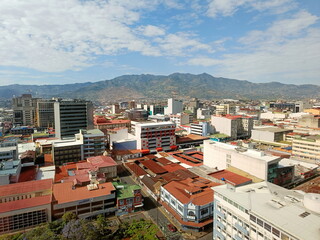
0;0;319;86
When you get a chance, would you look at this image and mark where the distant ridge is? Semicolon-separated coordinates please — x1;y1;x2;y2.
1;73;319;102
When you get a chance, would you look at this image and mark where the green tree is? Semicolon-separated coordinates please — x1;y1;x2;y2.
62;212;77;224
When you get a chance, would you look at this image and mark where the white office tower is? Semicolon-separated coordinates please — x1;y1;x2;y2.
165;98;183;115
212;181;320;240
54;99;94;139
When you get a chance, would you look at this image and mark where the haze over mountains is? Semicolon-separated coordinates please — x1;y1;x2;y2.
1;73;319;103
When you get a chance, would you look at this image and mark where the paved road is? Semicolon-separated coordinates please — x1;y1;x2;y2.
119;170;182;239
118;166;212;240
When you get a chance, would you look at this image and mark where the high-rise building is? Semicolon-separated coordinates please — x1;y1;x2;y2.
12;94;38;126
212;181;320;240
292;135;320;164
36;99;55;128
54;99;94;139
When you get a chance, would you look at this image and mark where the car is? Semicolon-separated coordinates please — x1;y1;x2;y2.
167;223;177;232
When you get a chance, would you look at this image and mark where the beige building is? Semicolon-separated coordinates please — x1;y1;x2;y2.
292;135;320;164
0;179;52;234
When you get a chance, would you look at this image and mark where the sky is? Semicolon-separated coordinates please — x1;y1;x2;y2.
0;0;319;86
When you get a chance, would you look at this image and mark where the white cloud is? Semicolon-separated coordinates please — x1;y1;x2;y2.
187;11;320;84
239;11;319;45
139;25;166;37
207;0;296;17
155;33;213;56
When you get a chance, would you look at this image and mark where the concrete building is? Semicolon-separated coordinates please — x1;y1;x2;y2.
170;113;190;126
165;98;183;115
190;122;212;136
149;104;165;115
76;129;106;159
12;94;38;126
197;108;211;120
36;99;55;128
0;160;21;185
292;135;320;164
212;181;320;240
203;140;290;183
94;116;131;134
251;127;293;143
297;114;320;128
125;108;148;121
215;104;236;116
0;179;52;234
0;145;18;162
133;122;176;152
52;181;116;219
211;115;253;140
54;99;94;139
52;139;83;166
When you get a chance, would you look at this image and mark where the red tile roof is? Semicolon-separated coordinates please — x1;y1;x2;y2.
53;181;115;204
162;163;186;172
140;160;168;174
125;162;148;176
208;170;252;186
0;179;52;197
0;195;52;213
163;177;220;206
87;155;117;168
155;157;172;165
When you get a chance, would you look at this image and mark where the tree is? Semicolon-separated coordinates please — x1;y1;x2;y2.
62;212;77;224
94;215;112;239
62;219;99;240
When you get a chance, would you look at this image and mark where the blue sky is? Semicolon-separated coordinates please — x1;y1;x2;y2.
0;0;319;86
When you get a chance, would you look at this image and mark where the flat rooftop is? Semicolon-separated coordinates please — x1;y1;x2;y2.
213;182;320;240
253;127;293;133
53;181;115;204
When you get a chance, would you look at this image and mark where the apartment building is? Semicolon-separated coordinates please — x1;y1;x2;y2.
12;94;38;126
52;181;116;219
211;115;253;140
133;122;176;152
203;140;293;184
292;135;320;164
76;129;106;159
54;99;94;139
0;179;52;234
160;177;220;231
212;181;320;240
297;114;320;128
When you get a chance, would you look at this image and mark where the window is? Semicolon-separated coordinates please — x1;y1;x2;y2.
281;233;289;240
201;208;209;215
178;205;183;212
188;211;195;216
257;218;263;227
272;228;280;237
171;199;176;206
264;223;271;232
250;214;256;222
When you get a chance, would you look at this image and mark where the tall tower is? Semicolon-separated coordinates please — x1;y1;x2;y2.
54;99;94;139
12;94;38;126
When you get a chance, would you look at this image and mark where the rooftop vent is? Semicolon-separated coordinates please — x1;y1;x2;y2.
299;212;310;218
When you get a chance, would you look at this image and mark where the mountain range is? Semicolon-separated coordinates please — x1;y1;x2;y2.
1;73;319;103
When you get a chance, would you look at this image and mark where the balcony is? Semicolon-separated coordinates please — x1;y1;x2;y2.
216;210;225;219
